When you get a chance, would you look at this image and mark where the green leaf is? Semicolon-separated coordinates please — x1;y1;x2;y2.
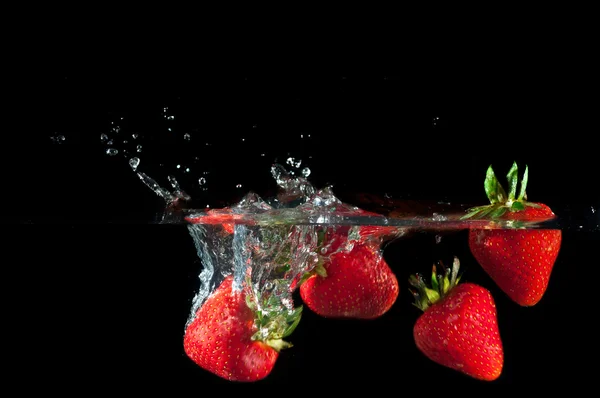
511;201;525;211
275;264;291;274
518;165;529;200
424;287;440;303
506;161;519;200
245;294;257;311
489;206;508;219
484;165;500;204
442;276;450;294
460;207;485;220
450;256;460;287
524;202;541;208
297;272;312;287
431;267;439;292
282;311;302;338
265;339;293;352
314;262;327;278
408;274;422;289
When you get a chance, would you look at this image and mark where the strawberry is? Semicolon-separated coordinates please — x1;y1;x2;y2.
185;208;242;234
355;209;404;243
410;257;504;381
462;162;562;306
299;242;399;319
183;275;302;382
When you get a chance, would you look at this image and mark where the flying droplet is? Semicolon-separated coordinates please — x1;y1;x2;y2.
435;235;442;244
100;133;108;142
302;167;311;178
50;134;66;143
183;133;191;141
136;145;142;152
199;177;207;185
132;133;139;139
106;148;118;156
129;157;140;171
236;184;242;188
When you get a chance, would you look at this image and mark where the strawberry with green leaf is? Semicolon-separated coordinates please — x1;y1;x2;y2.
299;242;399;319
183;275;301;382
410;257;504;381
462;162;562;306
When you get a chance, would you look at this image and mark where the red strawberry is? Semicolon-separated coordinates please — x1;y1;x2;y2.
463;162;562;306
183;275;301;382
185;208;241;234
355;209;403;243
299;242;399;319
410;257;504;381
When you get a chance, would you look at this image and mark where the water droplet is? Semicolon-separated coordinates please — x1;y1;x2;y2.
167;115;175;120
241;138;245;142
106;148;118;156
132;133;139;139
199;177;207;185
264;281;273;290
301;167;311;178
168;128;172;132
236;184;242;188
252;124;258;128
136;145;142;153
107;140;114;146
129;157;140;171
100;133;108;142
50;134;66;143
432;116;440;126
183;133;191;141
286;157;302;168
176;164;181;169
185;167;190;173
592;207;596;214
123;140;128;144
261;153;265;157
112;126;121;133
435;235;442;244
432;213;447;221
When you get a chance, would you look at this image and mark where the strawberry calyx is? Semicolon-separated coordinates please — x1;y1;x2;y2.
409;256;463;311
244;277;302;352
461;161;541;220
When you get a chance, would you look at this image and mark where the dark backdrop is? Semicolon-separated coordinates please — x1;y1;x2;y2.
6;52;599;392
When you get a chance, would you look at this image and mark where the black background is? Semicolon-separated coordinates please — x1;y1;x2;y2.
6;36;600;392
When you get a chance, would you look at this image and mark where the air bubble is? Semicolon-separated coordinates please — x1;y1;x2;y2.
129;157;140;171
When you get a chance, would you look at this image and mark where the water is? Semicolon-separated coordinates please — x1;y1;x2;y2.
16;71;600;389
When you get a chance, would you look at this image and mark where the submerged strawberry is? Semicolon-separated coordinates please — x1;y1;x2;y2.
410;257;504;381
462;162;562;306
183;275;301;382
185;208;241;234
299;242;399;319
